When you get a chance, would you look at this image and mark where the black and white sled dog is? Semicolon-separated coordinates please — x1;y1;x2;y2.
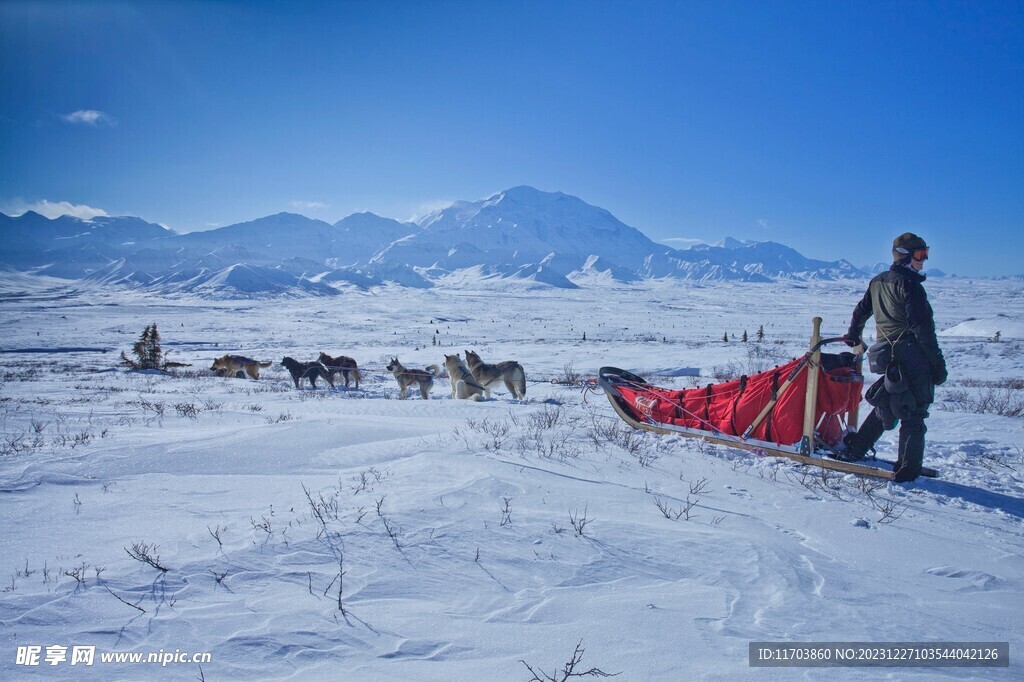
280;357;335;390
386;358;441;400
443;353;487;401
464;349;527;399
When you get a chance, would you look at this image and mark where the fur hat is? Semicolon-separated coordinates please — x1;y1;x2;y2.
892;232;928;262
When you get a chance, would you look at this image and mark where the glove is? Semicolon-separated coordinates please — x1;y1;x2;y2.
932;362;948;386
843;336;861;348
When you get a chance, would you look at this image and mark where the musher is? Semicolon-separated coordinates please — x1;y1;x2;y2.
840;233;947;482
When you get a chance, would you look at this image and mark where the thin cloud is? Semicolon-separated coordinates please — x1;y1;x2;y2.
408;198;455;223
290;200;329;211
61;109;115;126
660;237;705;248
2;198;108;220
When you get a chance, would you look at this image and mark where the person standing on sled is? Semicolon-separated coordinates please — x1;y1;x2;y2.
841;233;947;482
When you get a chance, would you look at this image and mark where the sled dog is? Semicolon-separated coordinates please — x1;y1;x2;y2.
443;353;487;401
464;350;527;399
318;352;361;388
210;354;272;380
281;357;335;390
386;358;440;400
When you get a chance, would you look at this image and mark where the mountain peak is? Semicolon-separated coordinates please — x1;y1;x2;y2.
485;185;567;205
498;184;545;197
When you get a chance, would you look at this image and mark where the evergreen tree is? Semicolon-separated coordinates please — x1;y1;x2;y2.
723;331;729;343
742;330;748;343
122;323;161;370
756;324;765;343
120;322;189;371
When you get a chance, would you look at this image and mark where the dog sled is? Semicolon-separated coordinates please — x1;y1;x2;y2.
598;318;937;480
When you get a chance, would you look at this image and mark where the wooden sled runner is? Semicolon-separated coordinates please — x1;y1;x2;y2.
598;317;938;481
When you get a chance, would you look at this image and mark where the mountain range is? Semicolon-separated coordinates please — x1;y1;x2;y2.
1;186;873;297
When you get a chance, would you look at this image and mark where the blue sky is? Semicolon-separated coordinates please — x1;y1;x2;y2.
1;0;1021;276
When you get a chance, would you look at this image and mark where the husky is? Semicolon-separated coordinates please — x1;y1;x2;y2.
443;353;487;401
318;352;361;389
386;358;441;400
281;357;335;390
210;354;272;380
464;349;527;399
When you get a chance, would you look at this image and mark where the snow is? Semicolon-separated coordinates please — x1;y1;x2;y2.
0;274;1021;680
940;317;1024;340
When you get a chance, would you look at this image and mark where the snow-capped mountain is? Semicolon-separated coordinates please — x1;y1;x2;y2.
332;212;421;266
0;187;870;296
406;185;663;272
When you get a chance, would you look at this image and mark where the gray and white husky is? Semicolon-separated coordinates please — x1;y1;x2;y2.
443;353;487;401
386;358;441;400
464;349;527;399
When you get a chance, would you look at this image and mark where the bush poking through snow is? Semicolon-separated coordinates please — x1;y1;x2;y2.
124;541;169;572
500;496;513;526
941;385;1024;418
520;640;620;681
554;361;583;386
569;505;592;537
653;495;698;521
871;496;907;525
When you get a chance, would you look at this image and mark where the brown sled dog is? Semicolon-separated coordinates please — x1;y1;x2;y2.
386;358;441;400
318;352;361;388
464;349;527;399
211;354;272;380
281;357;335;390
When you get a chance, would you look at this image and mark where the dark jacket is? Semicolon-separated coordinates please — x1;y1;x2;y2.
847;264;947;384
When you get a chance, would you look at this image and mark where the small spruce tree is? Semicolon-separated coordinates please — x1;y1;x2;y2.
120;323;189;371
742;330;748;343
723;331;729;343
756;324;765;343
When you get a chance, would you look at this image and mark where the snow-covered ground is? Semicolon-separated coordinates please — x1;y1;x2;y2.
0;275;1021;680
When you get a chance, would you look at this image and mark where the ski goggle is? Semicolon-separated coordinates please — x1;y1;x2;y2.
896;245;929;261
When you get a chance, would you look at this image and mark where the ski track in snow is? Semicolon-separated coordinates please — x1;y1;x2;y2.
0;275;1021;680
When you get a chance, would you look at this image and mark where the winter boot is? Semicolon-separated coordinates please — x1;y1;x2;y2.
830;432;865;461
893;420;926;482
838;411;886;461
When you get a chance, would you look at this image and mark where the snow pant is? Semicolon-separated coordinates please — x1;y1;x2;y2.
847;339;935;482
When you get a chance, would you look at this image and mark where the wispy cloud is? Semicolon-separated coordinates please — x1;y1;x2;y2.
290;200;329;212
408;198;454;223
61;109;115;126
2;198;108;220
660;236;705;248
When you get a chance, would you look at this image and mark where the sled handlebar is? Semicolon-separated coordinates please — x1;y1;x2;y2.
811;336;856;353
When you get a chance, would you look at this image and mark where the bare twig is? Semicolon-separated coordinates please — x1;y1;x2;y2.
520;640;620;681
104;585;146;613
124;542;169;572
